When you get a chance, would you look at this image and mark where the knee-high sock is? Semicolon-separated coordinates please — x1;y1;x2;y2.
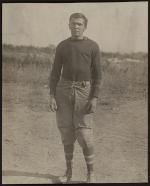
83;146;94;173
64;144;74;170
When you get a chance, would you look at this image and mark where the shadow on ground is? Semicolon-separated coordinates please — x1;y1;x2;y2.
2;170;86;184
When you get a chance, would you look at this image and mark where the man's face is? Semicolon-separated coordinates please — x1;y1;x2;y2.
69;18;86;38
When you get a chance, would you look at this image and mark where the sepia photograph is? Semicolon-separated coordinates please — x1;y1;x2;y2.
2;2;148;184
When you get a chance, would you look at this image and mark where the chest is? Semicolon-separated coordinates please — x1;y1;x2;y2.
62;43;92;59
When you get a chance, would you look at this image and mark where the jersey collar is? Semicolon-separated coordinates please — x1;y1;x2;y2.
69;36;88;41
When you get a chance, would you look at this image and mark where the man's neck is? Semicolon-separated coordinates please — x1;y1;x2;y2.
71;35;84;40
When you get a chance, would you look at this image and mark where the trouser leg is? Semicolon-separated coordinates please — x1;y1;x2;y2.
76;128;94;174
76;128;95;182
83;146;94;173
64;144;74;175
58;127;76;181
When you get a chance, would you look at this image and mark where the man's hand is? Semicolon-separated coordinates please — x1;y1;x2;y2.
85;97;98;114
49;95;57;112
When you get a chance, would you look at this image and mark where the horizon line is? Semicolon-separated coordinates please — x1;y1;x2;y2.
2;42;148;54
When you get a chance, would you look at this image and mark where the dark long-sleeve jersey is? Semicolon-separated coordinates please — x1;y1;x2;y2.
49;36;102;98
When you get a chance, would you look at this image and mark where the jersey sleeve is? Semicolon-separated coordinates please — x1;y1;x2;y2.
90;43;102;98
49;44;63;96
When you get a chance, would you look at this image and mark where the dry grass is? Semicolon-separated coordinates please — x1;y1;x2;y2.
2;62;51;85
2;50;148;107
100;59;148;99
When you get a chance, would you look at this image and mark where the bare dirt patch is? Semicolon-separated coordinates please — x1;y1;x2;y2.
2;83;148;183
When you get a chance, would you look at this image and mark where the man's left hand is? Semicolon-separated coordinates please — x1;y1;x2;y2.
85;97;98;114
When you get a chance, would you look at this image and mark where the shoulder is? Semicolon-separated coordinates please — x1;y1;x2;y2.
56;38;70;49
86;37;101;51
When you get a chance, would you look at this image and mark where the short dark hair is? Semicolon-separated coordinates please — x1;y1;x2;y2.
69;13;88;27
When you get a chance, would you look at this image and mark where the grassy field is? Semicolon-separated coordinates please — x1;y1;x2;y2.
2;44;148;104
2;44;148;183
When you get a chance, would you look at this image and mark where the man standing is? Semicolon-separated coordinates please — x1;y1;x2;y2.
49;13;102;183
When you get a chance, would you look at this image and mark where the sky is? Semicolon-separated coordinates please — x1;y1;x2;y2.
2;2;148;53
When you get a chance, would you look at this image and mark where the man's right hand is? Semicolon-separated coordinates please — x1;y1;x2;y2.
49;95;57;112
